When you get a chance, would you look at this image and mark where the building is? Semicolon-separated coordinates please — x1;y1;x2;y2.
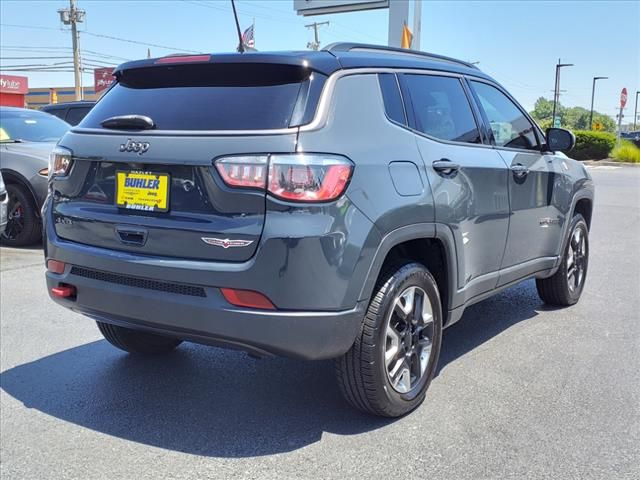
0;74;29;107
26;87;100;109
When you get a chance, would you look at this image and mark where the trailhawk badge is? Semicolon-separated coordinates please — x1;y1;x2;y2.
201;237;254;249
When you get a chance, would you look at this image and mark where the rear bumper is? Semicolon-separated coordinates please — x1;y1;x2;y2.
46;265;365;360
43;196;372;360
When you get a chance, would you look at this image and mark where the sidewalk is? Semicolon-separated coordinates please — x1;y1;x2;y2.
581;159;639;167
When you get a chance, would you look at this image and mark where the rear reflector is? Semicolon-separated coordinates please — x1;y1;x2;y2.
220;288;276;310
155;55;211;64
51;285;76;298
47;259;66;274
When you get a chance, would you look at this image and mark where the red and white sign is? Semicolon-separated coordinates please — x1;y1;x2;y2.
620;87;628;108
94;67;115;94
0;74;28;94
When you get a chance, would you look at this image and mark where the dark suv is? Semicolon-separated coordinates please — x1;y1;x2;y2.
45;44;594;417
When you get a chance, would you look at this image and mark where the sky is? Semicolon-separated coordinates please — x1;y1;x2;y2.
1;0;638;119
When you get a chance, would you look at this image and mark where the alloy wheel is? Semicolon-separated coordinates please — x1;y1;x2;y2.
384;286;435;394
567;225;587;293
2;192;24;241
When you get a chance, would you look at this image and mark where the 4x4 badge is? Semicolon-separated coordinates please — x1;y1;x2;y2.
201;238;254;249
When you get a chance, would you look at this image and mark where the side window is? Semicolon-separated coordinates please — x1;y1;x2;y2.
402;74;481;144
65;107;92;126
378;73;406;125
470;81;539;150
45;108;66;121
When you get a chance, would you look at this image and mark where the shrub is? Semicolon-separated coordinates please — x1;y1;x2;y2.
570;130;617;160
611;140;640;163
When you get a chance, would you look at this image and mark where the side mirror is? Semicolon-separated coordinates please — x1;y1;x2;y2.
545;128;575;152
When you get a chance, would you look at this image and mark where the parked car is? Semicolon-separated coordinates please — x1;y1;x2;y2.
44;44;594;417
621;131;640;147
0;172;7;236
41;101;95;126
0;107;70;246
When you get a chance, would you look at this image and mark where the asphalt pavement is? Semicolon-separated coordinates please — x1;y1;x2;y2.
1;166;638;480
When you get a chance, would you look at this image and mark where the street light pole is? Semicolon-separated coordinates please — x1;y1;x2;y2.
589;76;608;130
634;91;639;131
552;59;574;128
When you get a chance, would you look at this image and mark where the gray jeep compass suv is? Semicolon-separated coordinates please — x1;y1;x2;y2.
45;44;594;417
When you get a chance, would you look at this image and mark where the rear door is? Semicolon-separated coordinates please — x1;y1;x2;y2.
400;72;510;300
468;80;563;270
52;61;319;262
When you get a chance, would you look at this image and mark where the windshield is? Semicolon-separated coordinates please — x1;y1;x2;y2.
0;110;70;142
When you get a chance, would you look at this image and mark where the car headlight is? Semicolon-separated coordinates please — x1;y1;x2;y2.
49;145;73;179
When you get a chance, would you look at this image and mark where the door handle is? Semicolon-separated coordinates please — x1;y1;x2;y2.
432;159;460;175
115;226;148;246
510;163;529;177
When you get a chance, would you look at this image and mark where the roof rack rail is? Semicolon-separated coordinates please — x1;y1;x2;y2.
323;42;478;69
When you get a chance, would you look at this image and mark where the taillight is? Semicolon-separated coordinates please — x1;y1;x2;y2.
215;155;268;189
214;154;353;203
49;146;73;179
268;154;352;202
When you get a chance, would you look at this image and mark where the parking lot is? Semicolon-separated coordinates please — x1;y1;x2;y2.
0;166;638;479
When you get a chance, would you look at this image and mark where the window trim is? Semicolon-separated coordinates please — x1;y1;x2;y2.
377;73;408;127
466;77;547;154
397;71;487;148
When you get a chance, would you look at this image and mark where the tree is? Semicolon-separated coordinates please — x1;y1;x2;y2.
530;97;556;122
529;97;615;133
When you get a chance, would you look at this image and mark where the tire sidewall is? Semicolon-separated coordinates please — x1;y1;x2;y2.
373;264;443;414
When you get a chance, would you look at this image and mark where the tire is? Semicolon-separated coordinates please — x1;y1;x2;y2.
536;214;589;306
96;321;182;355
336;262;443;417
0;183;41;247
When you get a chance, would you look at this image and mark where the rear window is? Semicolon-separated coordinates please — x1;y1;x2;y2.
80;63;321;131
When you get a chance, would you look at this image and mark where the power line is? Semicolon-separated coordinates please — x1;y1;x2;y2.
0;23;199;53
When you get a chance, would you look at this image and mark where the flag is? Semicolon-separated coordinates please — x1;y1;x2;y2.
242;24;255;49
401;23;413;49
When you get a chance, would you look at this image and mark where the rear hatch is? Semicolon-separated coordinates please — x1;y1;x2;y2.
51;58;330;262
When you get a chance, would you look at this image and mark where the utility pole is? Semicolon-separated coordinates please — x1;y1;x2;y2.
589;76;608;130
305;21;329;51
58;0;85;101
412;0;422;51
551;59;573;128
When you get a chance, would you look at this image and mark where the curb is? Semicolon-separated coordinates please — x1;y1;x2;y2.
581;160;639;167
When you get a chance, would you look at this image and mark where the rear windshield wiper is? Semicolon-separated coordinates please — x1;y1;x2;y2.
100;115;155;130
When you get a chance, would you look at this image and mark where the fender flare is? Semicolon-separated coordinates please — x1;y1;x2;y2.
357;222;459;313
557;188;595;261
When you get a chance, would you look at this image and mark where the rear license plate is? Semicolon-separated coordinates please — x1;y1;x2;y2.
115;171;170;212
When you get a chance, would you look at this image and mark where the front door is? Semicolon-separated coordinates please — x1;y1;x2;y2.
468;80;564;271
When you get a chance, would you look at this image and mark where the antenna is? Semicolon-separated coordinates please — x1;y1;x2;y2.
230;0;244;53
